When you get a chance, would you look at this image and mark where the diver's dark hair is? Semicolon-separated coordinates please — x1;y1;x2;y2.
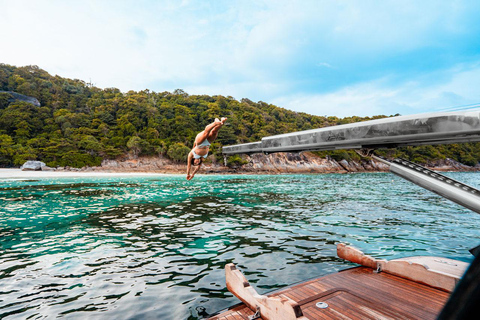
190;157;202;166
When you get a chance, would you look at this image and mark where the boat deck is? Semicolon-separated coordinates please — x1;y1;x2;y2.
209;266;450;319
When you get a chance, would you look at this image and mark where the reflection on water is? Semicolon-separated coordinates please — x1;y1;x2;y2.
0;173;479;319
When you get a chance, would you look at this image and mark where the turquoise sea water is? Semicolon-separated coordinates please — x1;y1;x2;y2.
0;172;479;319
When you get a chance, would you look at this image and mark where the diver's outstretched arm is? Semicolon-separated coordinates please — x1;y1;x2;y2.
186;152;194;180
191;164;201;176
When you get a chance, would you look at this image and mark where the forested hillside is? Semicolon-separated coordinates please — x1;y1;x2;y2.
0;64;479;168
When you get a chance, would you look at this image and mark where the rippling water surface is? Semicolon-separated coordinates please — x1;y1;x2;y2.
1;173;479;319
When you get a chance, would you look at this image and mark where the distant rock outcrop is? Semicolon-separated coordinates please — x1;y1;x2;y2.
238;152;390;173
0;91;41;107
425;158;478;172
21;161;46;171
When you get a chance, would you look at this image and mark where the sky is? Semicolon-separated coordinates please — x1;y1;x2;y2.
1;0;480;117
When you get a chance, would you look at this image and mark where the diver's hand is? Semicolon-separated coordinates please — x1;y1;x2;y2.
186;174;194;180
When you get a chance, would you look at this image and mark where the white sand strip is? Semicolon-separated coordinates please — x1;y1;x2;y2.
0;169;175;179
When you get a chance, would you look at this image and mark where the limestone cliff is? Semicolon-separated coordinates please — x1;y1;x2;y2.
62;152;478;174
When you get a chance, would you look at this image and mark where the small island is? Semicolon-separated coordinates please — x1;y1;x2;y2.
1;64;479;174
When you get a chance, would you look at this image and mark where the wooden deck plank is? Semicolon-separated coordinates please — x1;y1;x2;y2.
298;284;321;298
210;266;450;320
306;280;329;293
282;290;302;302
326;296;368;320
302;305;330;320
303;291;386;320
225;313;242;320
304;283;323;295
229;312;244;320
234;305;255;319
324;269;448;318
280;288;309;301
320;270;446;313
335;292;405;320
295;288;317;301
292;286;314;299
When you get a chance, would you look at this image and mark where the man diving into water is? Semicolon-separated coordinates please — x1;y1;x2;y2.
186;117;227;180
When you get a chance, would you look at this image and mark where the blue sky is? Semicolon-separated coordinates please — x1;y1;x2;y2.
1;0;480;117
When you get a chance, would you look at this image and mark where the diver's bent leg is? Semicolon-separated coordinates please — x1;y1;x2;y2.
208;125;223;141
208;131;219;141
196;120;221;145
195;131;209;145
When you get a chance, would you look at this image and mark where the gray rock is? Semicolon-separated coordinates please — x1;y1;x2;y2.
41;166;56;171
0;91;41;107
102;159;118;167
21;161;46;171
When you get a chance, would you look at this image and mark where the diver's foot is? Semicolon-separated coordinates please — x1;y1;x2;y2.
221;117;227;124
214;118;221;124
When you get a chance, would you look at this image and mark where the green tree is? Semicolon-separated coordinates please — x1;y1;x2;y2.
127;136;143;158
227;155;248;167
167;142;190;162
78;135;102;155
0;92;12;109
12;144;37;166
0;134;15;166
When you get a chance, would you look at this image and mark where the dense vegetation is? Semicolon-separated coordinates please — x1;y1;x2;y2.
0;64;479;168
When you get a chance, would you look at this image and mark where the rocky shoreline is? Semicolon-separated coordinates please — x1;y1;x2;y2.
46;152;479;174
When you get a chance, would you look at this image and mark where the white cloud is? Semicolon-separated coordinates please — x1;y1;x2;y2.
316;62;334;69
272;62;480;117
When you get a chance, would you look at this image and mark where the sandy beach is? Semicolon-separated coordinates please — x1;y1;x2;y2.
0;169;175;179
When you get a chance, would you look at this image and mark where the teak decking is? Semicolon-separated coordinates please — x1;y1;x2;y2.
209;266;450;320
